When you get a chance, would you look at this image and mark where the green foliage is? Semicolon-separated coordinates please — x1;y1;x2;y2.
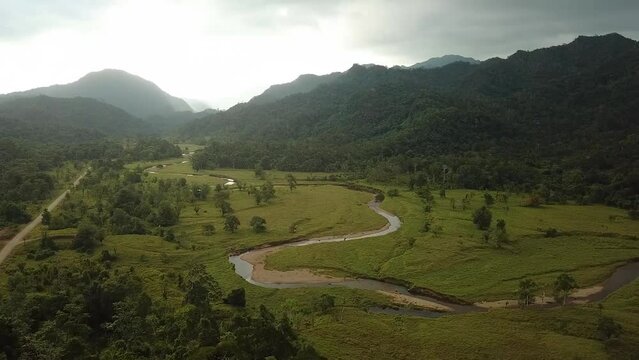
596;316;623;341
41;208;51;225
0;201;31;226
224;215;240;233
152;202;179;227
261;181;276;203
125;138;182;162
250;216;267;233
182;263;222;309
484;192;495;206
387;189;399;197
472;206;492;230
314;294;336;314
554;273;578;305
223;288;246;307
518;279;538;307
220;201;234;216
0;260;317;359
374;192;385;202
72;222;104;252
202;223;216;236
184;35;639;209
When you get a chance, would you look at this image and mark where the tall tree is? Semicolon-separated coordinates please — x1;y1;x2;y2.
553;273;577;305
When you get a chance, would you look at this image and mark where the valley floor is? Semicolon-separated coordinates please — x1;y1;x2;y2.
3;162;638;359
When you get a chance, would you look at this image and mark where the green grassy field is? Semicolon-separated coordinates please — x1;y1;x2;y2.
268;189;639;301
3;169;639;359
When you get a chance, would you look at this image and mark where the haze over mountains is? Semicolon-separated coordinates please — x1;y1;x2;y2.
249;54;480;106
2;69;192;118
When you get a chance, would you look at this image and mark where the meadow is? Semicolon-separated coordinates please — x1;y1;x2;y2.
3;164;639;359
268;188;639;301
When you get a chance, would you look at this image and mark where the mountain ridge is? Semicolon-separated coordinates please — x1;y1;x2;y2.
2;69;191;118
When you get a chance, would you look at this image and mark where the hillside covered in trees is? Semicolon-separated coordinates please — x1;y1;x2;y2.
0;96;150;140
183;33;639;209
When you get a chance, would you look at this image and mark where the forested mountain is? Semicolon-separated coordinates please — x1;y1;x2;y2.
183;33;639;208
408;54;480;69
2;69;192;118
0;96;150;140
249;72;343;105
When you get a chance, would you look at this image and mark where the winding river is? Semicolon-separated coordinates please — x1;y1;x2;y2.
141;162;639;316
229;198;639;317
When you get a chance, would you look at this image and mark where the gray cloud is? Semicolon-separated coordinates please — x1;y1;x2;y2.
341;0;639;61
0;0;637;107
0;0;111;39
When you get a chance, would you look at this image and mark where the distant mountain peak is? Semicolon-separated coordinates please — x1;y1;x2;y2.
4;69;191;118
410;55;480;69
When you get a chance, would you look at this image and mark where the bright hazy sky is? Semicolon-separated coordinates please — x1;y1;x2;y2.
1;0;638;109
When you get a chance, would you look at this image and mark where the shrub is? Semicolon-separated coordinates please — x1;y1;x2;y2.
472;206;492;230
202;223;216;236
596;316;622;340
523;195;541;207
387;189;399;197
223;288;246;307
250;216;267;233
544;228;560;238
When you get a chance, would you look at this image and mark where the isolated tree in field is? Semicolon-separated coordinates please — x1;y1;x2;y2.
220;200;234;216
518;278;538;307
484;192;495;206
250;216;267;233
553;273;577;305
472;206;492;230
41;208;51;225
254;190;263;205
375;192;385;202
286;174;297;191
224;215;240;233
387;189;399;197
261;181;276;203
254;164;264;179
439;188;446;198
492;219;509;247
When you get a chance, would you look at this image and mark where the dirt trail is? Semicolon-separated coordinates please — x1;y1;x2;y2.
0;171;86;266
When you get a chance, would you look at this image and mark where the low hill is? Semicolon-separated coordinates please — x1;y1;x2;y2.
0;96;150;140
3;69;191;118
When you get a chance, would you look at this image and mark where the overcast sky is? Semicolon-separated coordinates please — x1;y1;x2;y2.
1;0;638;109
